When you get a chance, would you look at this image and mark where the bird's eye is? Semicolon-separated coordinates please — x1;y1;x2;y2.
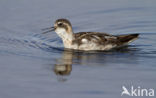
58;22;63;26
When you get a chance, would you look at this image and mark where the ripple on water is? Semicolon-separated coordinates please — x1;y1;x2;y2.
1;32;156;56
0;32;156;67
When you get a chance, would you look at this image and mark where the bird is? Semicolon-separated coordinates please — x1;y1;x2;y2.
121;86;131;96
42;18;139;51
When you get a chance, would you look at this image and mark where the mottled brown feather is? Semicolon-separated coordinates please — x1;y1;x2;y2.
73;32;139;47
117;34;139;45
73;32;116;46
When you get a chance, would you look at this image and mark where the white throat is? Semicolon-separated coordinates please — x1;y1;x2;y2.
55;28;74;48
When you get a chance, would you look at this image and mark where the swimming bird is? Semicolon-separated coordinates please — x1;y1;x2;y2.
42;19;139;51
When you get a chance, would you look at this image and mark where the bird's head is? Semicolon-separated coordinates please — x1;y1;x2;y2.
42;19;73;37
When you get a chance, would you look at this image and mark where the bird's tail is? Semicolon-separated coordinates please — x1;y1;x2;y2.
117;33;139;45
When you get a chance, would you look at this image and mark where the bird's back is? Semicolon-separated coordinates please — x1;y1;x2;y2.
72;32;139;50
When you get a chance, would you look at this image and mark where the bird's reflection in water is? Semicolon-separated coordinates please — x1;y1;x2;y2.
54;64;72;82
53;46;139;82
53;50;73;82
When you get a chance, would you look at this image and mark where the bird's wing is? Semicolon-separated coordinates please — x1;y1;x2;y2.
74;32;110;38
116;34;139;45
73;32;117;45
73;32;139;47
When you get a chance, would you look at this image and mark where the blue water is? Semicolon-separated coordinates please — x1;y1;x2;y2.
0;0;156;98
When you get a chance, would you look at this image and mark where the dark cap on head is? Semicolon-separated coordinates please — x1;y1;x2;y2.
54;18;73;33
42;18;73;34
55;18;72;26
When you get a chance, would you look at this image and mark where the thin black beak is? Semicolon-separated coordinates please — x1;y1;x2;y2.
42;27;55;34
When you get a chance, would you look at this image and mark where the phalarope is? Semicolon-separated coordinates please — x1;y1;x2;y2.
42;19;139;51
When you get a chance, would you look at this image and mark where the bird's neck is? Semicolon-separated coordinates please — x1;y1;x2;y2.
62;32;75;48
55;28;75;48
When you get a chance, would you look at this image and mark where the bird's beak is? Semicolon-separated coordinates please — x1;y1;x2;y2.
42;27;55;34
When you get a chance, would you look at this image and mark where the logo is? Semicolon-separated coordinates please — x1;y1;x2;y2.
121;86;155;96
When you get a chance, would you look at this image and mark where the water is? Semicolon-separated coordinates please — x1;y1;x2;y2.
0;0;156;98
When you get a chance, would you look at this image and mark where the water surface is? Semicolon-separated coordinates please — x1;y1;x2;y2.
0;0;156;98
